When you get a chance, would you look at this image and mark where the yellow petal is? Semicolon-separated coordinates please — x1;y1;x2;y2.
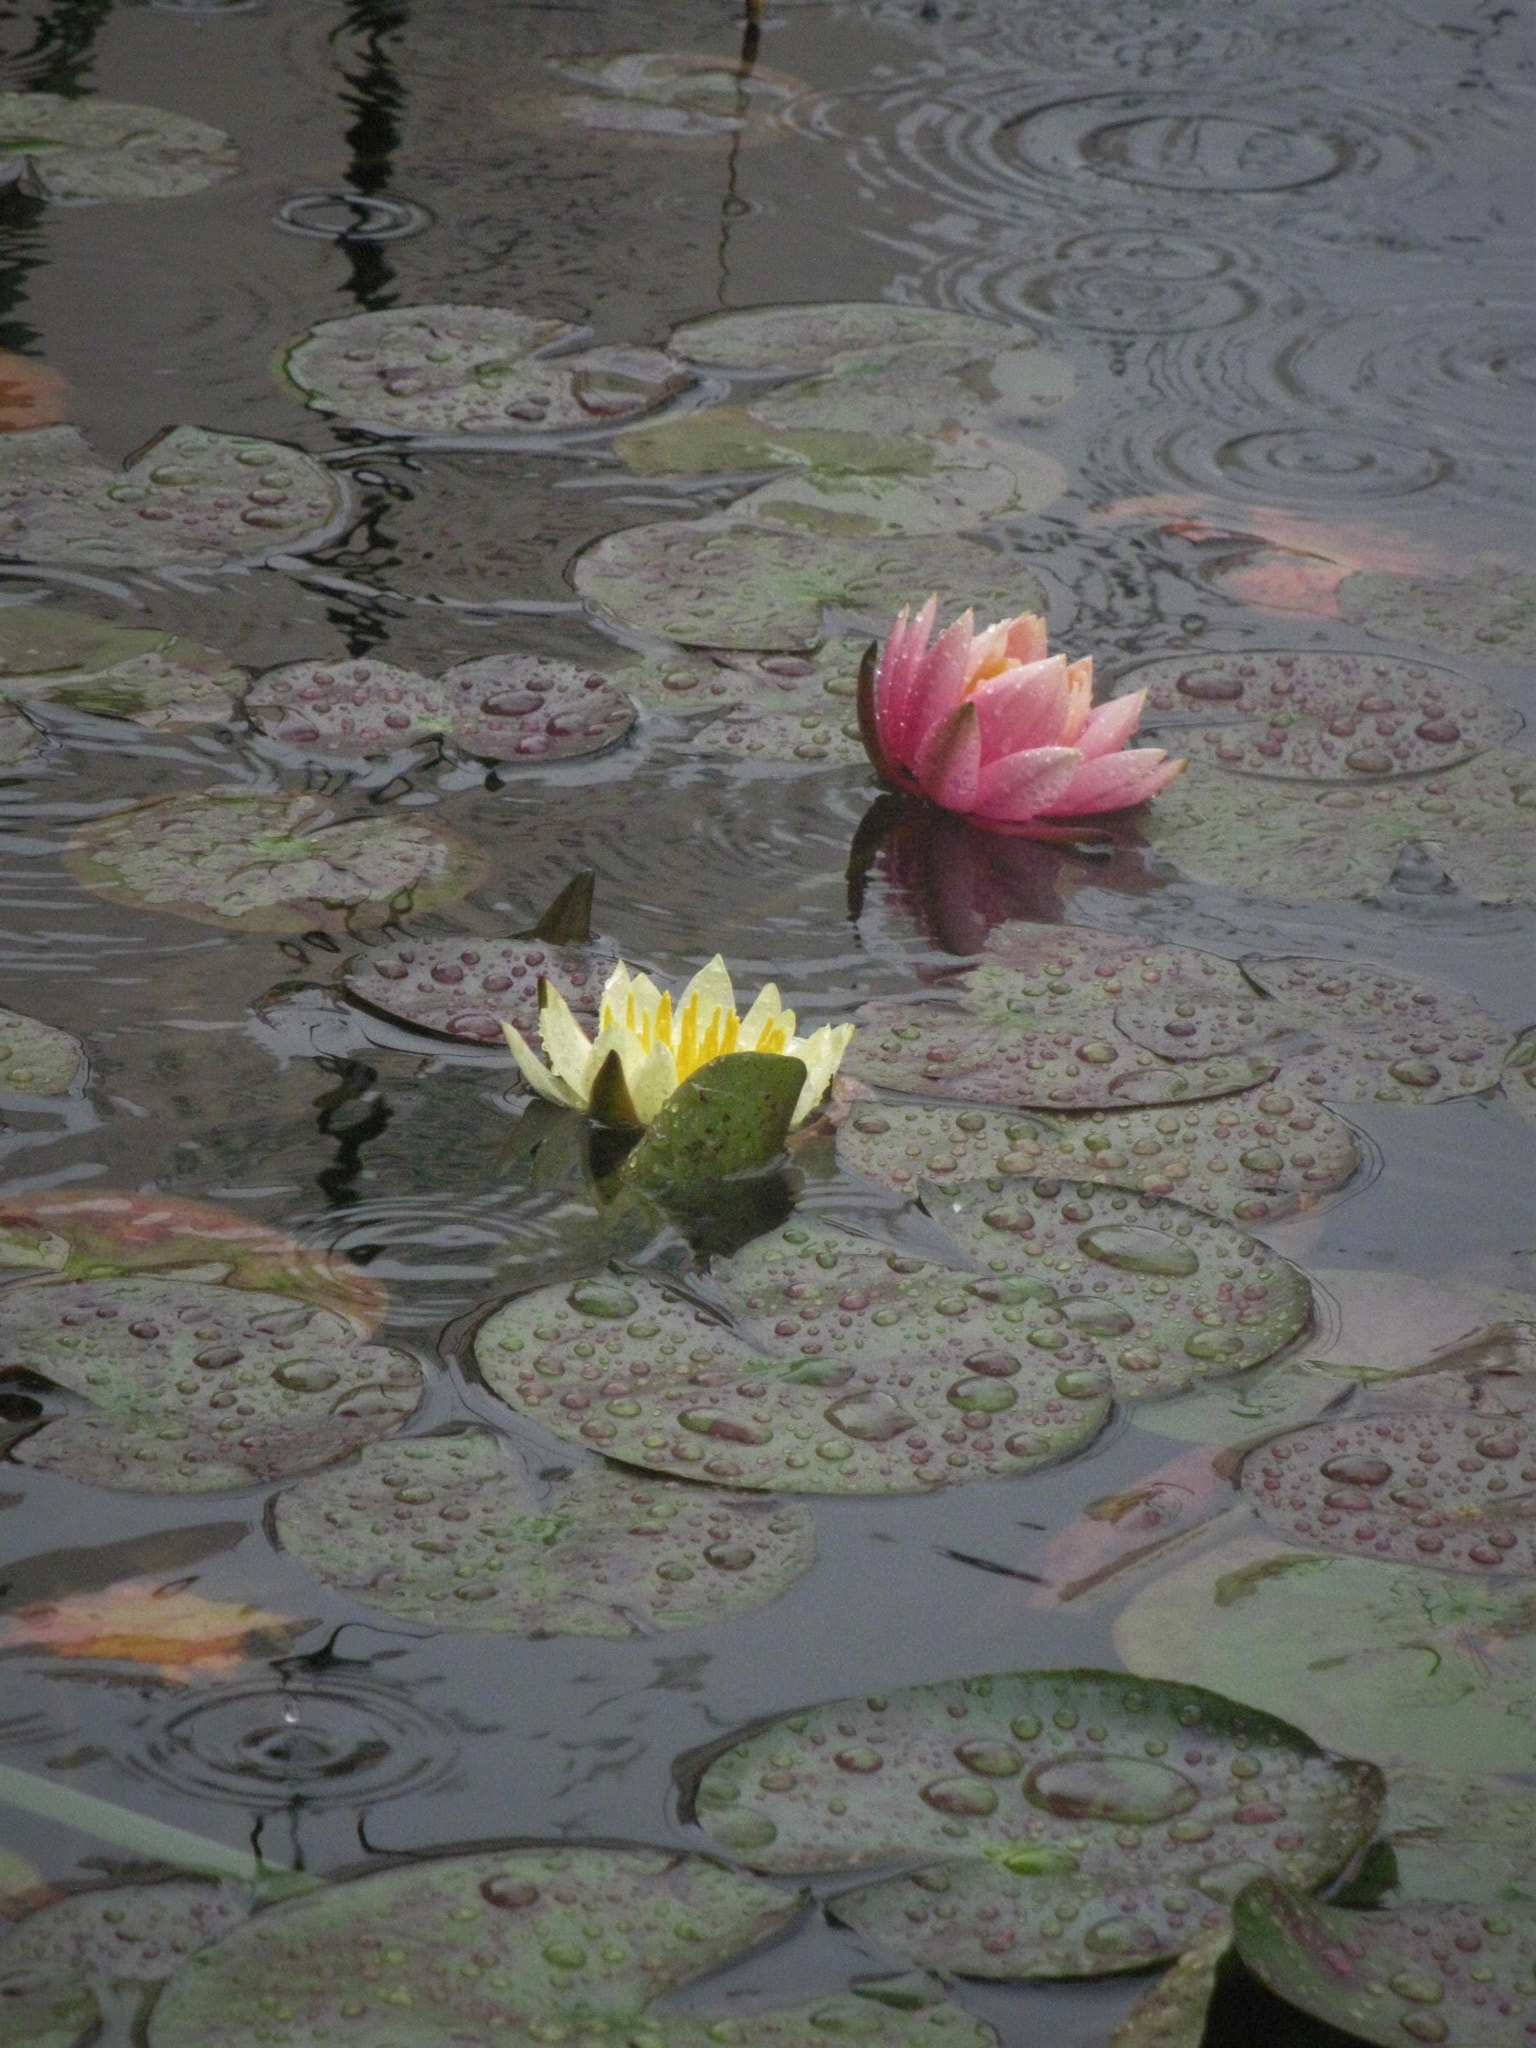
739;981;784;1043
629;1042;680;1124
501;1022;587;1110
537;981;596;1093
789;1023;855;1125
680;954;735;1029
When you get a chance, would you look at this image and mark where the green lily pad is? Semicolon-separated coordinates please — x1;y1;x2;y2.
639;1989;996;2046
1339;563;1536;662
622;1053;808;1192
1232;1877;1536;2046
614;406;933;482
669;305;1067;385
0;608;244;729
0;1879;249;1994
504;50;813;146
751;340;1077;438
0;427;346;570
0;92;238;204
1113;1534;1536;1779
283;305;693;437
275;1425;816;1638
1506;1029;1536;1126
0;1984;95;2048
65;792;486;934
689;1669;1382;1981
618;637;868;762
1117;650;1521;782
1376;1768;1536;1908
1106;1932;1228;2048
245;653;634;761
836;1087;1361;1227
343;933;615;1048
2;1275;422;1492
928;1177;1313;1403
474;1216;1113;1495
147;1846;803;2047
573;523;1039;652
0;1006;83;1095
690;707;865;766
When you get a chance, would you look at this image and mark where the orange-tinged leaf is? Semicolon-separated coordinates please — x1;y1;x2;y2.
0;352;68;433
1028;1444;1240;1605
0;1578;303;1681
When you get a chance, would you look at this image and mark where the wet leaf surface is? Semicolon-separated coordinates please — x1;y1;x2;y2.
0;1008;83;1096
618;638;868;762
1;1276;421;1492
621;1053;807;1193
65;792;486;934
1131;1356;1355;1448
1232;1876;1536;2046
0;1576;301;1679
0;427;346;569
0;93;238;203
0;1983;95;2048
504;50;815;145
690;706;865;767
1377;1768;1536;1909
276;1425;815;1638
668;305;1071;386
1339;563;1536;662
750;340;1076;437
343;933;615;1048
690;1669;1381;1980
0;1878;249;1985
1105;1931;1228;2048
0;604;244;728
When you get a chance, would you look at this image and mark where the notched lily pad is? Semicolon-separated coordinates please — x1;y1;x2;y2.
1339;563;1536;662
0;1006;84;1095
276;1425;815;1638
1233;1877;1536;2046
0;427;346;570
0;93;238;204
0;606;245;729
65;792;486;934
343;932;615;1048
506;51;814;146
690;1670;1381;1981
1;1275;421;1492
283;304;693;438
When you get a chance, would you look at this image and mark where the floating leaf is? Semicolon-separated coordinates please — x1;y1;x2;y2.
0;1983;93;2048
343;932;615;1048
276;1425;814;1638
618;637;868;762
669;304;1070;386
0;606;244;729
246;653;633;762
1377;1767;1536;1908
65;792;485;934
0;1007;83;1096
1;1276;421;1492
574;523;1038;652
1506;1029;1536;1127
642;1991;996;2046
622;1053;807;1193
1118;649;1521;782
1106;1932;1228;2048
1113;1534;1536;1778
0;427;345;570
147;1846;801;2047
0;1190;386;1328
283;305;692;438
1232;1877;1536;2046
690;706;865;766
475;1216;1112;1495
0;353;67;433
690;1670;1381;1980
1029;1445;1239;1605
751;340;1076;437
1132;1356;1354;1448
0;93;238;204
0;1578;300;1681
1339;563;1536;662
504;50;814;146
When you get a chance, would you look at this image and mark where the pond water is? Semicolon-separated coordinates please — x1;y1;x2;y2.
0;0;1531;2043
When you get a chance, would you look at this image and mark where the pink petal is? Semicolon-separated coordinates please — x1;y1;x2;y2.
1074;688;1148;762
1037;748;1185;817
1004;613;1049;663
971;655;1070;762
1060;657;1095;744
971;744;1084;822
877;594;937;761
906;609;976;758
915;699;982;811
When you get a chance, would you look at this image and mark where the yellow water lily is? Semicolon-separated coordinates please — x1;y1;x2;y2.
502;955;854;1129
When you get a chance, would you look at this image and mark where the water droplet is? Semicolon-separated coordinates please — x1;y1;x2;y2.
272;1361;340;1392
1083;1916;1163;1958
1387;1057;1440;1089
1184;1328;1245;1360
948;1377;1018;1414
480;1876;539;1910
826;1390;917;1441
1389;1972;1444;2006
1320;1455;1393;1486
954;1740;1024;1777
706;1811;778;1851
1024;1755;1200;1824
568;1280;639;1319
1078;1226;1199;1277
920;1776;1000;1816
835;1746;883;1773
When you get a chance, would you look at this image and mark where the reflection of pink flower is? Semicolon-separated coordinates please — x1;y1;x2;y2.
858;599;1183;831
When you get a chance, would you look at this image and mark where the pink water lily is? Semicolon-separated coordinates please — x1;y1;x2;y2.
857;598;1185;833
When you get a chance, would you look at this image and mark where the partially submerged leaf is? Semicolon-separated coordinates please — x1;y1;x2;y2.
0;706;42;765
1105;1932;1229;2048
1030;1444;1240;1604
0;353;68;433
621;1052;806;1192
1377;1766;1536;1907
0;1578;300;1681
0;1982;93;2047
669;304;1071;387
528;870;595;944
0;93;238;204
0;1007;83;1096
0;605;244;729
343;932;615;1048
1339;562;1536;662
503;50;814;146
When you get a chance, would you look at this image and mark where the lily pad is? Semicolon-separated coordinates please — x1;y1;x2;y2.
1;1275;421;1492
689;1669;1382;1980
1377;1768;1536;1908
751;341;1077;438
283;305;693;438
0;606;245;729
0;1006;83;1095
246;653;634;762
635;1991;997;2046
0;1879;249;1991
0;93;238;204
929;1176;1314;1403
0;427;346;570
147;1846;803;2047
65;792;486;934
573;523;1039;652
1506;1029;1536;1127
1117;649;1521;781
619;637;868;762
0;1984;94;2048
1339;563;1536;662
506;51;813;146
691;707;865;766
1106;1933;1228;2048
1232;1877;1536;2046
0;1190;386;1328
343;933;615;1048
276;1425;816;1638
622;1053;808;1192
1113;1534;1536;1779
474;1217;1113;1494
1132;1356;1355;1448
669;305;1067;383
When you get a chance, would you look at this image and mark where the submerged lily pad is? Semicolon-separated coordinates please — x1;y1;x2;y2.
343;932;615;1048
507;50;814;146
1117;649;1521;782
276;1426;815;1638
0;1984;95;2048
246;653;634;762
0;1006;84;1095
1506;1030;1536;1126
670;305;1069;386
0;427;346;570
1339;563;1536;662
0;93;238;204
1232;1878;1536;2046
475;1215;1113;1494
0;606;245;729
690;1670;1381;1981
65;792;485;934
2;1275;421;1491
574;522;1038;652
283;305;693;438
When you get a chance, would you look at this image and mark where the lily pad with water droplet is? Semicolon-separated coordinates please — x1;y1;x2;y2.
574;523;1039;652
1376;1767;1536;1909
1339;563;1536;662
0;1006;83;1095
0;93;238;204
622;1053;808;1192
65;792;486;934
1;1275;421;1492
283;304;693;438
0;427;346;570
475;1216;1112;1495
343;932;615;1049
1116;650;1521;783
276;1425;815;1638
1232;1877;1536;2046
930;1176;1313;1403
669;305;1072;394
0;604;245;728
1105;1932;1228;2048
147;1846;802;2048
751;340;1077;439
0;1879;250;1999
618;637;867;762
649;1989;997;2046
690;706;866;766
245;653;634;762
503;50;815;146
689;1669;1381;1981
